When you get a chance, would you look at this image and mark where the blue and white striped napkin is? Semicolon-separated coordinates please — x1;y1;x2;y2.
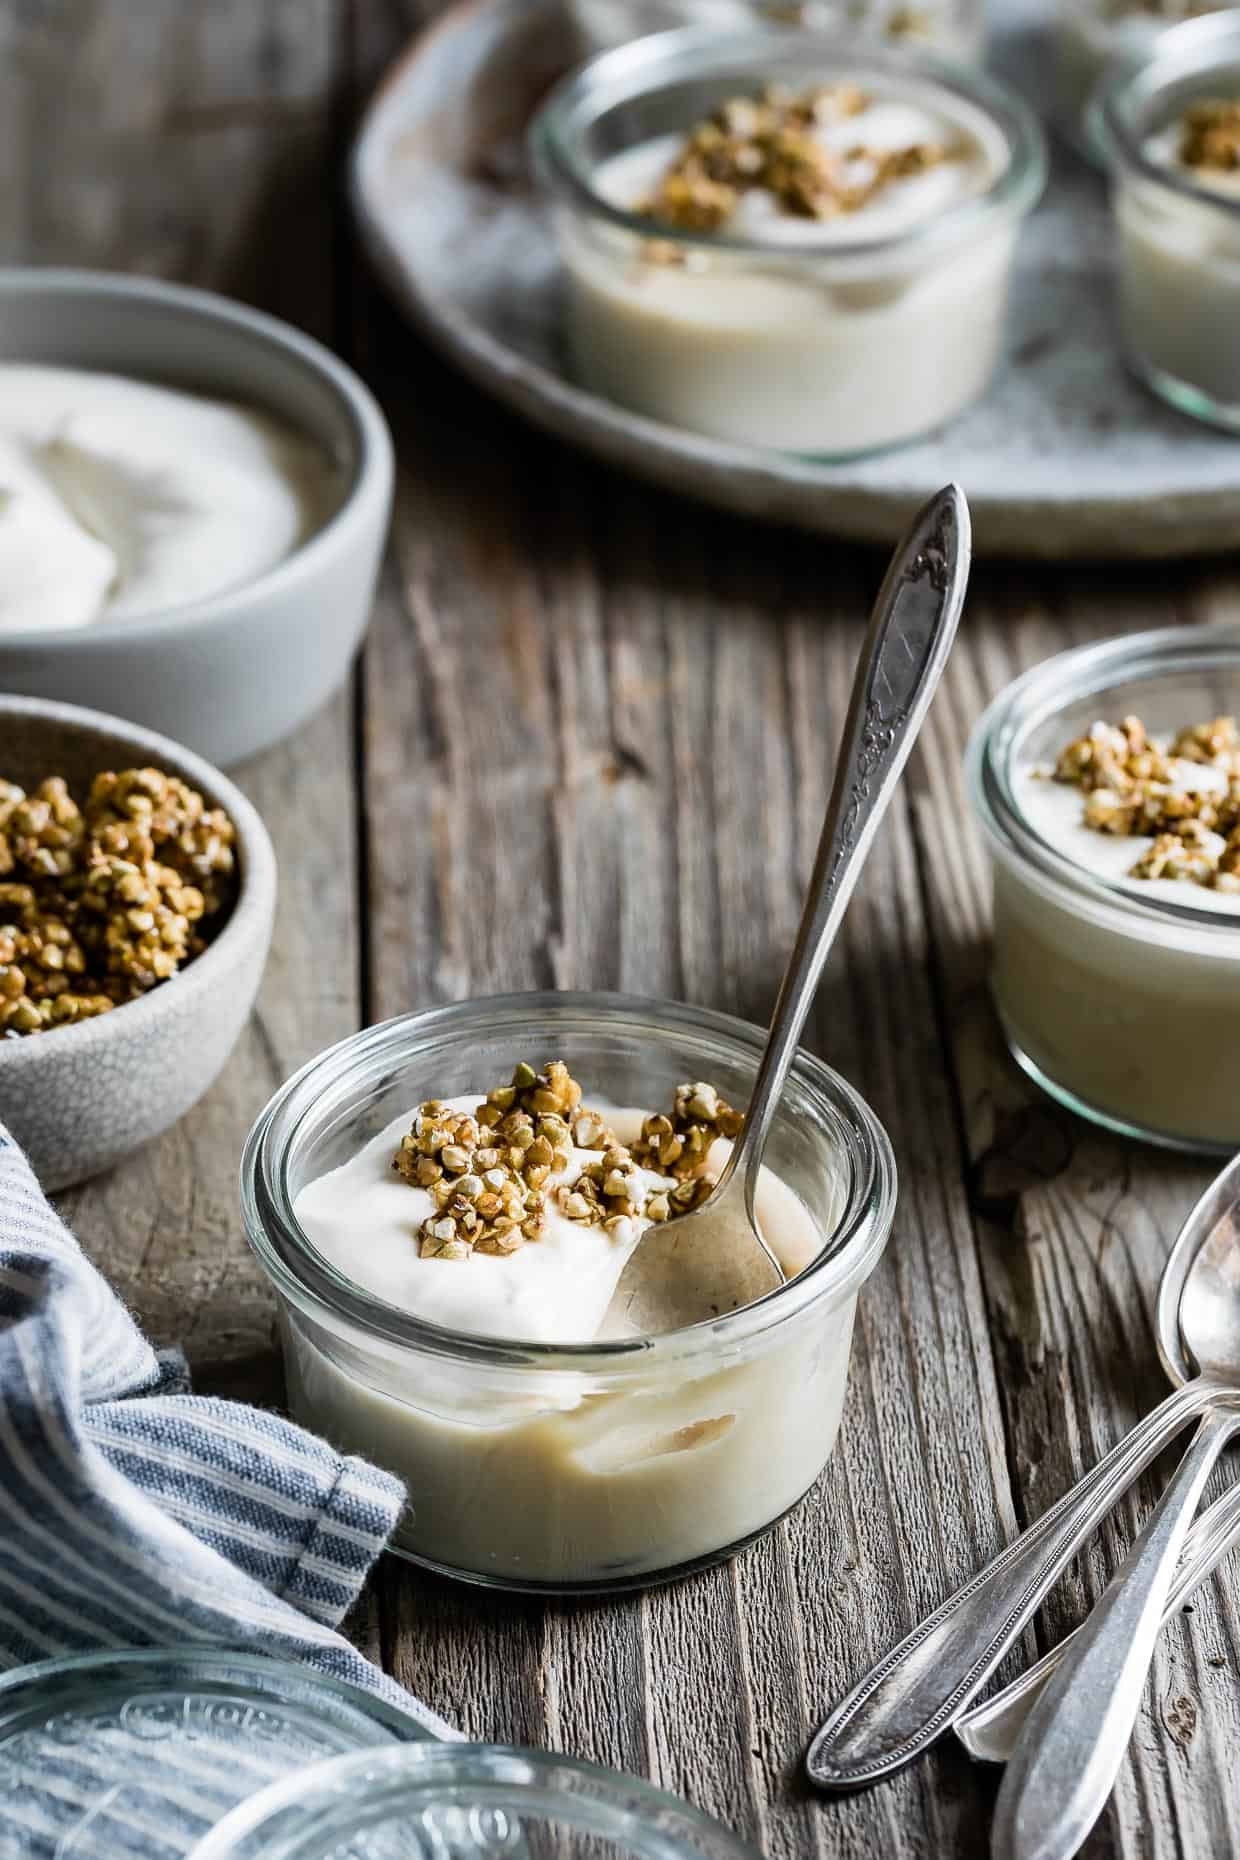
0;1120;451;1735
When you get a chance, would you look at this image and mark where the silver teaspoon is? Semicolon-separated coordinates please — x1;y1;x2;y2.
806;1160;1239;1793
607;484;970;1336
992;1156;1240;1860
955;1477;1240;1764
957;1150;1240;1765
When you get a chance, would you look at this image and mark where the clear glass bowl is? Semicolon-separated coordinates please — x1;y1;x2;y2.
1091;12;1240;429
967;627;1240;1152
241;991;896;1592
187;1744;763;1860
529;27;1044;457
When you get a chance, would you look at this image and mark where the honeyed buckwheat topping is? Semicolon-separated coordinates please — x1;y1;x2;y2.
393;1062;745;1260
1179;98;1240;174
642;84;955;232
0;766;236;1037
1050;714;1240;893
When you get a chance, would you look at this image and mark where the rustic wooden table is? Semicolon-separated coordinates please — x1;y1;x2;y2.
6;4;1240;1856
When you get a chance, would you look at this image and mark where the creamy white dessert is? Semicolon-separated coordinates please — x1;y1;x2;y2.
989;715;1240;1148
1112;99;1240;416
286;1062;854;1584
554;79;1021;454
0;366;342;632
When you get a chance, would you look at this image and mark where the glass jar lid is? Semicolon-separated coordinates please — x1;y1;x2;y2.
1091;8;1240;218
185;1744;764;1860
0;1647;427;1860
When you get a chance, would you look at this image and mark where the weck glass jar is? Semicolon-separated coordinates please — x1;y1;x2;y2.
968;627;1240;1153
1092;12;1240;429
242;992;896;1593
529;27;1045;456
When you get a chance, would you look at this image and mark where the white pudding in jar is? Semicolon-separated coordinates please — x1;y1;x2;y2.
1094;16;1240;427
969;633;1240;1153
244;1019;897;1594
0;366;343;632
531;30;1046;455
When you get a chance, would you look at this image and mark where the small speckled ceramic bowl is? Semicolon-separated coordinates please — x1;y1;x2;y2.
0;696;276;1191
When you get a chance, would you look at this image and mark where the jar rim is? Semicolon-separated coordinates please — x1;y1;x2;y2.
966;623;1240;944
240;990;897;1368
187;1743;763;1860
1090;10;1240;221
528;24;1046;264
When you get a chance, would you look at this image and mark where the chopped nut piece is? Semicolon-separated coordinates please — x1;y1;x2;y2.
399;1064;746;1261
0;767;234;1038
1051;713;1240;896
1180;99;1240;175
641;82;953;233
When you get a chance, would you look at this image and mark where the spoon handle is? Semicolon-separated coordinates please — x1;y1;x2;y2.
727;484;970;1211
805;1376;1212;1790
956;1473;1240;1763
992;1401;1240;1860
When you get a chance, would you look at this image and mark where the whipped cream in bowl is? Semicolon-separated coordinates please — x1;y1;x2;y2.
530;27;1045;456
243;993;895;1591
968;627;1240;1153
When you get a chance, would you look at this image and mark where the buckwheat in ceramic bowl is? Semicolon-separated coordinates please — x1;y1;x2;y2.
0;270;393;766
242;993;896;1592
0;696;276;1191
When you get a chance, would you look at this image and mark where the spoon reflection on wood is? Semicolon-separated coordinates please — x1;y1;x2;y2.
605;484;971;1336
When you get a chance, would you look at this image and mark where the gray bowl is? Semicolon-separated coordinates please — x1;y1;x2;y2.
0;696;277;1191
0;270;393;766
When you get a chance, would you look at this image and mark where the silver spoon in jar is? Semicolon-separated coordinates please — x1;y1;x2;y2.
607;484;971;1336
990;1155;1240;1860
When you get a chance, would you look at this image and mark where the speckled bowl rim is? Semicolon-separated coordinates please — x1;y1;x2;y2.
0;694;277;1068
0;268;394;650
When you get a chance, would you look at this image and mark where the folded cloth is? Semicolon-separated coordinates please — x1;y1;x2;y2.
0;1121;452;1737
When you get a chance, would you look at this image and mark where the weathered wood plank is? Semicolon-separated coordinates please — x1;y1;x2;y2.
915;560;1240;1860
0;0;359;1406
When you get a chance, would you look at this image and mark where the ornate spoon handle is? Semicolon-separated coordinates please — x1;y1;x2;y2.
805;1377;1214;1790
955;1474;1240;1763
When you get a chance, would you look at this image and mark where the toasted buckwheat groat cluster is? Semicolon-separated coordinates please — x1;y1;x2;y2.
643;83;955;234
1051;714;1240;894
393;1062;745;1261
0;766;237;1038
1180;98;1240;175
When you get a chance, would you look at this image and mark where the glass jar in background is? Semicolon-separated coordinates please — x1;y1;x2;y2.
1091;11;1240;430
241;992;896;1592
529;27;1044;457
968;627;1240;1153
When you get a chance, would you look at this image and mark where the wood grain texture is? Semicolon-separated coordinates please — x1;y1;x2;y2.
7;1;1240;1856
0;0;360;1407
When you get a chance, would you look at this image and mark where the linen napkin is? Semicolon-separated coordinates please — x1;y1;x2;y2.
0;1119;452;1735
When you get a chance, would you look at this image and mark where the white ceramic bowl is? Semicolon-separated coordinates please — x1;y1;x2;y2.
0;270;393;766
0;695;277;1190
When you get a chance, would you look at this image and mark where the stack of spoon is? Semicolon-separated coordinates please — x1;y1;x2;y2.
807;1152;1240;1860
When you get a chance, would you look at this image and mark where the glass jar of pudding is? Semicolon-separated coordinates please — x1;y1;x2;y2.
1056;2;1231;147
241;992;896;1593
529;28;1045;457
1092;12;1240;429
968;627;1240;1154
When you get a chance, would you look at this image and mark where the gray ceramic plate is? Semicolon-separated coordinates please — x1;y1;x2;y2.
351;0;1240;559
